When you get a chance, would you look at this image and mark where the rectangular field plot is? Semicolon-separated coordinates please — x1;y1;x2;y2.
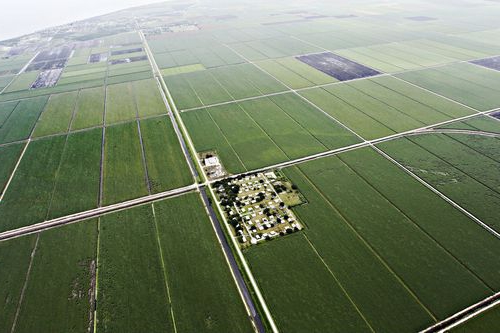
70;86;105;131
470;55;500;71
0;235;37;333
14;220;98;333
259;148;500;330
379;134;500;233
153;193;254;333
97;205;173;333
299;76;474;140
0;135;66;232
139;116;193;193
246;234;374;333
0;96;48;144
182;93;359;173
167;63;287;110
0;142;24;191
47;128;101;219
0;75;14;91
396;62;500;111
0;100;18;126
296;52;380;81
33;91;78;137
105;82;137;124
257;57;337;89
133;79;167;118
102;121;148;205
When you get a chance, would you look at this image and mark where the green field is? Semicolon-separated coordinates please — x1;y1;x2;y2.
167;63;287;110
139;116;193;193
102;122;148;205
47;128;102;218
299;76;473;139
154;193;253;333
0;235;37;333
0;96;48;144
286;151;493;319
257;57;337;89
396;62;500;111
105;82;137;124
71;86;105;130
133;79;167;118
379;134;500;232
97;205;173;332
14;220;98;333
0;142;24;191
0;135;66;232
183;93;361;173
0;100;18;126
33;91;78;137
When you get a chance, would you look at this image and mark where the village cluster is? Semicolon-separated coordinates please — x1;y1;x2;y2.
214;171;303;247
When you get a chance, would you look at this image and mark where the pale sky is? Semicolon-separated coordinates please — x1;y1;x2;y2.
0;0;163;41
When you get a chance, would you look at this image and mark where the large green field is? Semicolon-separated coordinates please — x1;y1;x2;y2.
182;93;360;173
396;62;500;111
0;135;66;232
154;193;253;333
0;235;37;333
379;134;500;232
97;205;173;332
247;146;500;332
139;116;193;193
0;96;48;144
0;142;24;191
167;63;287;110
102;121;148;205
299;76;473;140
33;91;78;137
71;86;105;131
14;220;98;333
47;128;102;218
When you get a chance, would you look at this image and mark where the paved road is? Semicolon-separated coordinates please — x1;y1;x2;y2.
0;184;197;241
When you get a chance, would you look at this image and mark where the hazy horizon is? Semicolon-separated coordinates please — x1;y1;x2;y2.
0;0;165;42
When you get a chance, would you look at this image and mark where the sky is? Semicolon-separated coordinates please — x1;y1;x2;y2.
0;0;163;41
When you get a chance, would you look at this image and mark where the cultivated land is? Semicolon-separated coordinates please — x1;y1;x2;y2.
1;0;500;332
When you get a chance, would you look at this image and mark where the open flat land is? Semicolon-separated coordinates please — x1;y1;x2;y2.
1;0;500;332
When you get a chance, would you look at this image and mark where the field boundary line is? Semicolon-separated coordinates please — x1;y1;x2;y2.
1;96;50;202
372;145;500;240
98;59;111;207
151;203;178;333
295;166;438;321
302;234;376;333
421;291;500;333
132;82;152;194
10;234;39;333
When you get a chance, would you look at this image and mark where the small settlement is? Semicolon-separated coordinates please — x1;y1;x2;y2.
213;171;304;247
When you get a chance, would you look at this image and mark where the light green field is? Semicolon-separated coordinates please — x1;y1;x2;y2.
0;142;24;191
71;86;105;130
33;91;78;137
105;82;137;124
